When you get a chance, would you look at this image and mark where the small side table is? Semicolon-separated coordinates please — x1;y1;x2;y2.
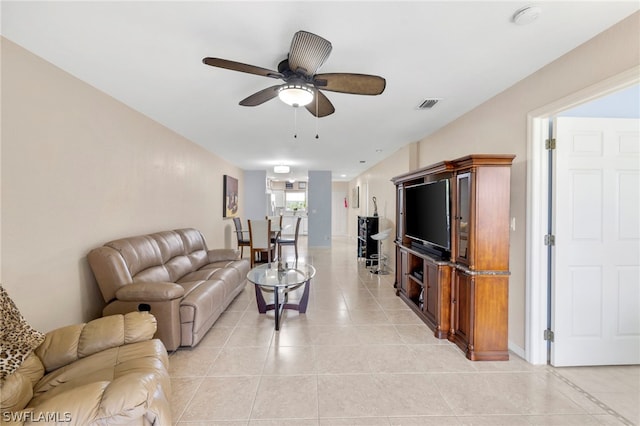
246;261;316;330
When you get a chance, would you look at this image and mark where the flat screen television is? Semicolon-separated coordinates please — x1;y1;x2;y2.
405;179;451;255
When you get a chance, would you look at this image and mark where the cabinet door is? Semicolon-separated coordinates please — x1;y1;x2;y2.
397;249;409;294
396;185;404;242
423;261;438;325
455;172;472;265
395;247;404;294
451;270;473;349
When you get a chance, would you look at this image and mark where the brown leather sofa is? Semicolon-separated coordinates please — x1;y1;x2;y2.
0;312;170;425
87;228;250;351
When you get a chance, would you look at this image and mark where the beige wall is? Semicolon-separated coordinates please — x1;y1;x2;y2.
350;12;640;352
1;38;244;332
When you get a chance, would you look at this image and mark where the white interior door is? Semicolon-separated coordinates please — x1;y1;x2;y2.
332;190;348;236
552;117;640;366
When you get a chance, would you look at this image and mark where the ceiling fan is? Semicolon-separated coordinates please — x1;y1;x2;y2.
202;30;386;117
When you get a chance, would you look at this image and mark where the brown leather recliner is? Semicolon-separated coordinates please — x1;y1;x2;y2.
87;228;250;351
0;312;171;425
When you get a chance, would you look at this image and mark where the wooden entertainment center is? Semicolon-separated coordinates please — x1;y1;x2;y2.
392;155;514;361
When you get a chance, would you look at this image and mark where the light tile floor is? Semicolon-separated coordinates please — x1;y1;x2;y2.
170;237;639;425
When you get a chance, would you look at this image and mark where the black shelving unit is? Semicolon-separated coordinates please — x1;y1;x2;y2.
357;216;379;266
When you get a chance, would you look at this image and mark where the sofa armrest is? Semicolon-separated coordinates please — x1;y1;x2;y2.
115;282;184;302
34;312;159;373
207;248;240;263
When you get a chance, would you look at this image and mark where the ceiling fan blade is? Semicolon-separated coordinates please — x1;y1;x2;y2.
314;73;386;95
287;31;332;77
305;90;335;117
202;57;283;79
239;85;282;106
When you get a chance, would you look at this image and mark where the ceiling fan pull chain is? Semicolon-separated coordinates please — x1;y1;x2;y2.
315;91;320;139
293;107;298;139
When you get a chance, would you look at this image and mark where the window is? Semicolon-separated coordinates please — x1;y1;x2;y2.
285;191;306;211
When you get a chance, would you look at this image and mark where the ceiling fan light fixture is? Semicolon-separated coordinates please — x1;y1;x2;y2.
278;84;314;107
274;165;290;174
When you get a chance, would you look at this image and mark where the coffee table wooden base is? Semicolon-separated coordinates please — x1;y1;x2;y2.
254;280;311;330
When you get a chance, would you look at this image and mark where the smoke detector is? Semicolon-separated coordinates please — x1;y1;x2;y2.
512;6;542;25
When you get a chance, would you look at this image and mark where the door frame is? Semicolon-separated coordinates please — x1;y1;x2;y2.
525;66;640;365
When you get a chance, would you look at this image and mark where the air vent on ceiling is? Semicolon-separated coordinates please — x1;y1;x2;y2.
417;98;441;110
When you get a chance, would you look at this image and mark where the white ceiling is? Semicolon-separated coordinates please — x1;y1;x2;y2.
2;1;638;182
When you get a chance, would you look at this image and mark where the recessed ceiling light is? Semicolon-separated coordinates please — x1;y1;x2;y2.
512;5;542;25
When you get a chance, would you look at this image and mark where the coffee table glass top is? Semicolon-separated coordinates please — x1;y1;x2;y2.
247;262;316;289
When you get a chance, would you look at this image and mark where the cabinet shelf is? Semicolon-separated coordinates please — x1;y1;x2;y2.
408;274;423;285
357;216;379;267
396;247;451;339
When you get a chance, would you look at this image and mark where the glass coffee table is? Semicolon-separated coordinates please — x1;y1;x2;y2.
247;261;316;330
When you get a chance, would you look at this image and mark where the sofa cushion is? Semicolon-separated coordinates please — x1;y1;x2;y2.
134;265;171;283
176;228;209;270
178;268;219;283
35;312;158;373
152;231;194;281
31;339;167;406
164;255;193;282
116;282;185;302
0;286;45;381
152;231;185;262
106;235;163;277
179;280;225;324
202;260;235;269
207;249;242;264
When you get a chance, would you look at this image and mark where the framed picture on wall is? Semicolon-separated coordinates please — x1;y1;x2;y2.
223;175;239;218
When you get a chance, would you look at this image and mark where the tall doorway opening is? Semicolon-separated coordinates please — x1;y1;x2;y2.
526;69;640;366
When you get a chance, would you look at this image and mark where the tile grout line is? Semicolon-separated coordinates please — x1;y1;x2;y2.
172;301;247;424
547;366;634;426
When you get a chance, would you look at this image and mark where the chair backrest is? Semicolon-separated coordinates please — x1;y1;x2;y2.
248;219;272;250
232;217;244;241
293;216;302;241
266;215;283;229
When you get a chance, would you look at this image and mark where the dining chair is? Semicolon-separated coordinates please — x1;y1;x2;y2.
277;216;302;261
266;215;283;229
266;215;284;252
248;219;276;267
232;217;250;258
265;215;283;242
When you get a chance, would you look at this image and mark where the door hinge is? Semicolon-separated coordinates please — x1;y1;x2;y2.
545;138;556;150
544;234;555;246
544;329;555;342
